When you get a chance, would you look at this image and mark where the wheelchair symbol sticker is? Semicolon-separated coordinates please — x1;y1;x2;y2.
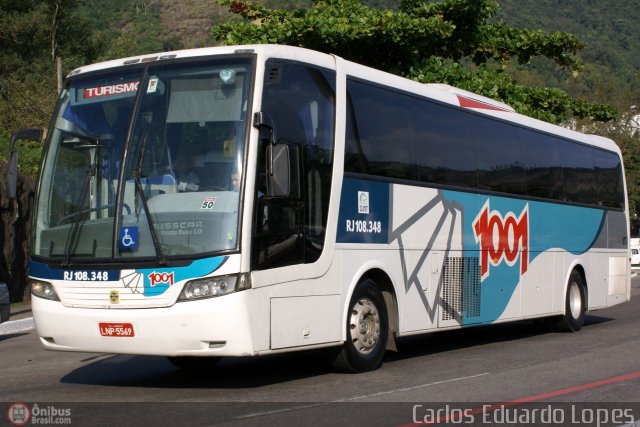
119;227;139;250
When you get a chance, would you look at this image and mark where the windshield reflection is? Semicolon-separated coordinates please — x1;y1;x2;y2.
33;58;252;262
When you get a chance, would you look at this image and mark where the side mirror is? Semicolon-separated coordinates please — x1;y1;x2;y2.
7;128;42;200
255;112;290;197
253;111;277;145
266;144;290;197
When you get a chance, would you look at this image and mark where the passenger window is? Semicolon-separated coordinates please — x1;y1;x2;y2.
471;118;525;195
345;80;417;181
343;78;623;211
520;129;563;200
413;100;476;189
559;142;596;205
592;149;624;209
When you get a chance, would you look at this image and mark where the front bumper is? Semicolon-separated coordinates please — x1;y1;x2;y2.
32;291;257;356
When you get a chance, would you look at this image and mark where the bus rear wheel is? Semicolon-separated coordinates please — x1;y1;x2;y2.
554;270;586;332
332;279;388;373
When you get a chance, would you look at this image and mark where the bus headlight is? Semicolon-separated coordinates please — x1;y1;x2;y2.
178;273;251;301
31;279;60;301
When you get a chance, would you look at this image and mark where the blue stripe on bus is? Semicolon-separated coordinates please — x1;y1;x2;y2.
135;256;227;297
443;191;605;256
29;261;120;282
29;256;228;298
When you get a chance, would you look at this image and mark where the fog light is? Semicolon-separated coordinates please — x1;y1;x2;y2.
31;279;60;301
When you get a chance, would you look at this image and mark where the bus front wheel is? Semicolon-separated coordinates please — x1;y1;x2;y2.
554;270;586;332
332;279;388;373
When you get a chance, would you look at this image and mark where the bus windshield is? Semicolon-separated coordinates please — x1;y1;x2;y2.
33;57;252;262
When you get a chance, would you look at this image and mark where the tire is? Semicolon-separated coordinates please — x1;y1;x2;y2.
332;279;388;373
167;356;221;371
554;270;586;332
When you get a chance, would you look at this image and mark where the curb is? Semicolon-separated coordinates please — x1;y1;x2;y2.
0;317;34;336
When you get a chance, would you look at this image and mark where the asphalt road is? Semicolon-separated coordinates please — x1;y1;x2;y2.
1;276;640;426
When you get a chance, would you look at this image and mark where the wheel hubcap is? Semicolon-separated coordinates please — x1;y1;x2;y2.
569;281;582;319
349;298;380;354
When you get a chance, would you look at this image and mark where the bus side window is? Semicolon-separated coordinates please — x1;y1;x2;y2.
345;80;417;181
345;94;370;174
520;129;563;200
412;99;475;189
471;118;525;196
592;149;624;209
559;141;597;205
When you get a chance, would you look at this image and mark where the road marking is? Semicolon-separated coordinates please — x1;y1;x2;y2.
508;371;640;403
398;371;640;426
235;403;328;419
337;372;491;402
236;372;490;420
0;317;34;335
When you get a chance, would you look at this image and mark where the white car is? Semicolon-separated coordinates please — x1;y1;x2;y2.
631;247;640;267
0;283;9;324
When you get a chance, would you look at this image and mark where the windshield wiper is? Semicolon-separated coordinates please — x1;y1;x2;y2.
59;131;112;265
132;133;167;265
61;163;96;266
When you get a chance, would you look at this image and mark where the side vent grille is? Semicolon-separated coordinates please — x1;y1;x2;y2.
441;257;481;321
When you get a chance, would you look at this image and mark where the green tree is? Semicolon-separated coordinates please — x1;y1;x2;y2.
0;0;101;137
212;0;617;124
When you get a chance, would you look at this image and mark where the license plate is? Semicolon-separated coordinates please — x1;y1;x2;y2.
99;322;135;337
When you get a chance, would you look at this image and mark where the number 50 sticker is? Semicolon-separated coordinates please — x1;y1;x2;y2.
201;197;217;210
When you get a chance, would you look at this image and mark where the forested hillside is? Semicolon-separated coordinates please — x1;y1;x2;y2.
51;0;640;123
2;0;637;134
496;0;640;110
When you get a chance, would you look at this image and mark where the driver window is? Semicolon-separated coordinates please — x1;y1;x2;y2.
252;60;336;270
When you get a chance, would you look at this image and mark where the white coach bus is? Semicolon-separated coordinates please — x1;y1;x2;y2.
10;45;629;372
